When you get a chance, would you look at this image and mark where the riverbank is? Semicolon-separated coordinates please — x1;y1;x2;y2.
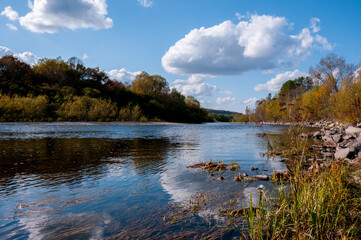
236;120;355;128
0;121;184;126
243;122;361;239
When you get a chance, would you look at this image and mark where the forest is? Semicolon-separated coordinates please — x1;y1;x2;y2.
237;54;361;124
0;55;208;123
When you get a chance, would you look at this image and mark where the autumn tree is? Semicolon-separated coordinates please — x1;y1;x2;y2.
0;55;34;95
131;72;169;96
33;58;75;87
310;53;356;93
185;96;200;109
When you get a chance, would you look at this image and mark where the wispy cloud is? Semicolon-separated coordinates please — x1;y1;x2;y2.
138;0;153;8
243;97;259;107
6;23;18;31
216;96;236;104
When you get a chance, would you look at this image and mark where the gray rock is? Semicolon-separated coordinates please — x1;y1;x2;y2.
322;135;334;143
343;135;353;140
312;131;321;139
345;126;361;138
324;130;333;136
335;148;351;160
300;133;308;138
321;152;333;157
332;134;342;143
339;139;357;148
353;139;361;147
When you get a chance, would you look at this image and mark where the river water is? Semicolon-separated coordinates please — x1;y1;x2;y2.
0;122;286;239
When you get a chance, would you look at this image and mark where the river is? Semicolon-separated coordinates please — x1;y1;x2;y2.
0;122;287;239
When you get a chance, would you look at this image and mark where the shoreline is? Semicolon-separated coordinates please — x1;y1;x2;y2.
235;120;355;128
0;121;186;126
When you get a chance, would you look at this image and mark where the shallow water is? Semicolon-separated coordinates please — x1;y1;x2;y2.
0;122;287;239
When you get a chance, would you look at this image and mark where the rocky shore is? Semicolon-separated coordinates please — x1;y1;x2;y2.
306;122;361;165
297;121;361;186
252;120;361;185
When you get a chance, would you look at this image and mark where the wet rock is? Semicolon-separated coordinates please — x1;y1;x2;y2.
335;148;351;160
253;175;269;181
251;167;259;171
345;126;361;138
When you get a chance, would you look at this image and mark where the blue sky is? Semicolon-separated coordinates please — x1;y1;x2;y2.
1;0;360;112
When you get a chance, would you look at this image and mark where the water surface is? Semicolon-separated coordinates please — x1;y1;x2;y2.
0;122;286;239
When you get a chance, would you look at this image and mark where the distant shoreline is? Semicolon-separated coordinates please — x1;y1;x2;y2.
0;121;186;126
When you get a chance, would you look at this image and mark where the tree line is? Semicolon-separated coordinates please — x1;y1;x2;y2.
0;56;208;122
237;53;361;124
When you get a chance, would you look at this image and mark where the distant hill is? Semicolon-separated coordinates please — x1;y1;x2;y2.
205;109;242;116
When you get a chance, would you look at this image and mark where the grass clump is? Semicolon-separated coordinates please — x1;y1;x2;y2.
229;162;241;171
187;160;228;172
243;127;361;239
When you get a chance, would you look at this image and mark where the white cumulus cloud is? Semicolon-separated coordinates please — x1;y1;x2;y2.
1;6;19;21
216;96;236;104
173;74;235;100
174;82;218;97
107;68;142;83
0;46;39;65
2;0;113;33
162;14;332;76
138;0;153;7
14;51;39;65
254;69;307;92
